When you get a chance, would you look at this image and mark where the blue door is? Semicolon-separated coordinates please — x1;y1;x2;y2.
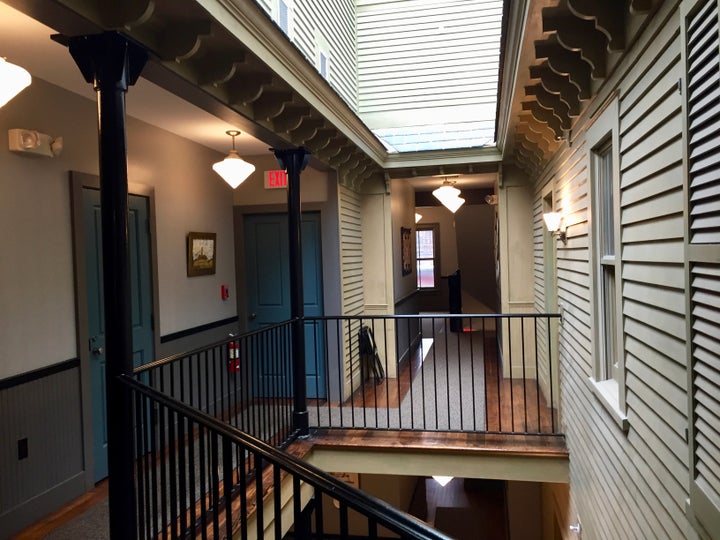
84;188;154;481
244;213;325;398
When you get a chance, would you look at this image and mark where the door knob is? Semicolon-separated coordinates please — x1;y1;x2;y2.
249;313;257;320
92;347;104;355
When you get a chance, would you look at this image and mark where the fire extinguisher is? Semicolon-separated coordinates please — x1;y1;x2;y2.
228;340;240;373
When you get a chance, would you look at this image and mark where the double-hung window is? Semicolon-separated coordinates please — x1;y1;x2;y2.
416;225;439;289
587;97;626;429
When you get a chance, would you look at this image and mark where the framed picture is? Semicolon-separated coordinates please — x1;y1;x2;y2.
187;232;216;277
401;226;412;276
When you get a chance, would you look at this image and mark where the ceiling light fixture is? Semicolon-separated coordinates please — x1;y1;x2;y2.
212;130;256;189
0;57;31;108
432;476;454;487
432;177;465;213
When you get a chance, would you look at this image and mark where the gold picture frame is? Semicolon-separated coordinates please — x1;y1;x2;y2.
187;232;216;277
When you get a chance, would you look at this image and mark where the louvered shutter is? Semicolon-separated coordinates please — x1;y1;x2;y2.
689;263;720;524
685;0;720;534
687;0;720;243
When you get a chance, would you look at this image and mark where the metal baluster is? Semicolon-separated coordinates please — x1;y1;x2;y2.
223;437;233;540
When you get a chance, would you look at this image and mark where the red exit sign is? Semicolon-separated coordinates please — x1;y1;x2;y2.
264;170;288;189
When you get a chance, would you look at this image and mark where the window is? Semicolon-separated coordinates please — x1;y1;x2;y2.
317;34;331;80
416;226;438;288
594;140;618;382
586;97;626;429
275;0;293;37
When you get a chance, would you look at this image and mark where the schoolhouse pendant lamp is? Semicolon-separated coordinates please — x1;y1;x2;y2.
0;57;31;108
212;130;256;189
432;178;465;213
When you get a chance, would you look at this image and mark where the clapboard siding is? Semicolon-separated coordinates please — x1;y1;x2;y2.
259;0;358;110
356;0;501;117
294;0;357;109
530;1;703;537
338;186;364;389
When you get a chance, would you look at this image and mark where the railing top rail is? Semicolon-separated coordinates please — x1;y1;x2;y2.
120;375;451;539
134;319;294;375
304;312;562;321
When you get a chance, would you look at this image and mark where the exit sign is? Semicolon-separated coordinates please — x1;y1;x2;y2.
264;170;288;189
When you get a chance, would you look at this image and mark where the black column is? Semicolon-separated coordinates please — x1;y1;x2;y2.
69;32;147;540
273;147;311;435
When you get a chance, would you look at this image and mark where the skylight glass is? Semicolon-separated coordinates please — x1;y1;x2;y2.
357;0;503;152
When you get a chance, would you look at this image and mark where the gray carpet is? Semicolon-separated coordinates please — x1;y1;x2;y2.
44;499;109;539
309;319;488;431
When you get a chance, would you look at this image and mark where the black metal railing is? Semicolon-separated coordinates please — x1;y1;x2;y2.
134;320;297;450
122;374;451;539
304;314;562;435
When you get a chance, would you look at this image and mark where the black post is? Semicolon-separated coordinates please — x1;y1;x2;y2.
273;147;311;435
69;32;147;539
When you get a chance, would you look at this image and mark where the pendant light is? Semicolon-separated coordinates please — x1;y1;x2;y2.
212;130;256;188
0;57;31;108
432;178;465;213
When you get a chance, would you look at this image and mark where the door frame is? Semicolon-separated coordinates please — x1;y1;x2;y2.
69;171;161;489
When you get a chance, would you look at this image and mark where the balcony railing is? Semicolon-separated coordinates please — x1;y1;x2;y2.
305;314;561;435
121;374;451;539
126;312;560;537
134;320;297;450
135;313;561;443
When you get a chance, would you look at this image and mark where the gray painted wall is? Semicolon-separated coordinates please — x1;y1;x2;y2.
0;73;252;534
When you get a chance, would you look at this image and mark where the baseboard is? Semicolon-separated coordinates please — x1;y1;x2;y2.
0;471;87;539
397;331;422;366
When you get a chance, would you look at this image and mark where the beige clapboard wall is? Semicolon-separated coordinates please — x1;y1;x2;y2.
531;0;711;538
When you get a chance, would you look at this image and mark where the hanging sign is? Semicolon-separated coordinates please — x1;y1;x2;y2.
264;170;288;189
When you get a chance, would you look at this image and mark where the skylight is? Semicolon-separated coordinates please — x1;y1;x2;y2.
356;0;503;152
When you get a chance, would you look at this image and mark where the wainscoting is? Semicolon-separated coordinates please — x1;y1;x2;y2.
0;360;85;538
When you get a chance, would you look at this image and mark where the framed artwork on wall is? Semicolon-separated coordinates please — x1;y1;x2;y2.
187;232;216;277
401;226;412;276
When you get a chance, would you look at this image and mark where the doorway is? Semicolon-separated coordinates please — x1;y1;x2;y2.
243;212;326;398
82;187;155;481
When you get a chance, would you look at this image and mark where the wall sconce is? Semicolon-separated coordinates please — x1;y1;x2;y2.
212;130;256;188
0;57;31;108
543;212;567;244
415;212;422;223
432;178;465;213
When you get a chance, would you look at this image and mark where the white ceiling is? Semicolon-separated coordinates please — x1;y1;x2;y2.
0;1;270;156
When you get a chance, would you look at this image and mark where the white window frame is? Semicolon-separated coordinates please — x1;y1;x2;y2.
586;96;628;431
316;34;331;80
274;0;294;38
416;224;440;289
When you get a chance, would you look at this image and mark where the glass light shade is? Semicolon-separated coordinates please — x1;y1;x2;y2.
415;213;422;223
212;151;256;189
0;57;31;108
432;476;454;487
443;195;465;213
543;212;562;232
432;184;461;205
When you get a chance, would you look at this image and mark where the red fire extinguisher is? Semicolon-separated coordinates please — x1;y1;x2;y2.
228;340;240;373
